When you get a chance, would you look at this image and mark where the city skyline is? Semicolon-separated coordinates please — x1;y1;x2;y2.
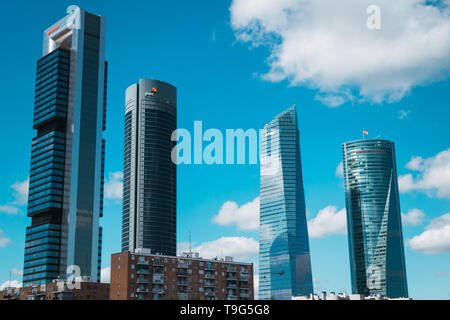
0;1;449;300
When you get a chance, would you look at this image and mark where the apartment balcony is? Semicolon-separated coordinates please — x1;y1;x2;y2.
176;271;189;277
153;268;164;275
205;273;215;279
227;274;237;280
204;265;216;271
152;278;164;285
205;291;215;297
227;295;238;300
153;259;164;266
177;281;188;286
137;269;150;275
136;287;150;293
136;278;150;284
204;281;215;288
227;266;237;273
137;259;149;266
239;275;250;282
178;293;189;300
177;263;188;269
227;283;238;289
152;288;165;294
240;292;250;299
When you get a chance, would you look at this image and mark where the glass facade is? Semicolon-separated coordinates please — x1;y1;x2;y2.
122;79;177;256
23;6;107;286
342;139;408;298
259;106;313;300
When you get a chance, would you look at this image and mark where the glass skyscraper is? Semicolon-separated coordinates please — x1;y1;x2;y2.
23;6;107;285
122;79;177;256
259;106;313;300
342;139;408;298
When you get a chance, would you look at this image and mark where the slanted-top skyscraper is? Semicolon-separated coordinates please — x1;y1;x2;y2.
342;139;408;298
23;6;107;285
122;79;177;256
259;106;313;300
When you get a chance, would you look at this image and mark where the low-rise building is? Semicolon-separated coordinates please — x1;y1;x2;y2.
292;291;411;300
110;249;254;300
0;279;110;300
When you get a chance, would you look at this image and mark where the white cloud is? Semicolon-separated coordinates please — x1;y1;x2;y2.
0;280;21;290
405;156;425;171
0;177;29;214
10;268;23;277
307;206;347;239
230;0;450;106
408;212;450;254
335;161;344;178
11;178;29;206
398;149;450;198
178;236;259;261
101;267;111;283
0;205;18;215
0;229;11;248
212;197;259;231
105;172;123;200
401;208;425;226
397;109;411;120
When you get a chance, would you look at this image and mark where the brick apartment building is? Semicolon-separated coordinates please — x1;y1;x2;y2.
0;280;110;300
110;249;254;300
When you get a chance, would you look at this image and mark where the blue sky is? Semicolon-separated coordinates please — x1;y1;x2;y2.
0;0;449;299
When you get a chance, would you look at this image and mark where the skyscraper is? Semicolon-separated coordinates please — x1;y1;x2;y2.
122;79;177;256
342;139;408;298
259;106;313;300
23;6;107;285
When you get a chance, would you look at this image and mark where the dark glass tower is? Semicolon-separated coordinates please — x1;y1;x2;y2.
23;6;107;285
342;139;408;298
259;106;313;300
122;79;177;256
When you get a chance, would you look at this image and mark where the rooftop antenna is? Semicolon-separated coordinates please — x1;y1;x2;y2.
189;231;192;254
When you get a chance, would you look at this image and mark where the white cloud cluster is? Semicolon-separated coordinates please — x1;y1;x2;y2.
409;213;450;254
0;177;29;215
0;280;21;290
401;208;425;226
397;109;411;120
178;236;259;261
11;178;29;206
335;162;344;178
0;205;18;215
0;229;11;248
398;149;450;199
101;267;111;283
212;197;259;231
10;268;23;277
105;172;123;200
230;0;450;106
307;206;347;239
